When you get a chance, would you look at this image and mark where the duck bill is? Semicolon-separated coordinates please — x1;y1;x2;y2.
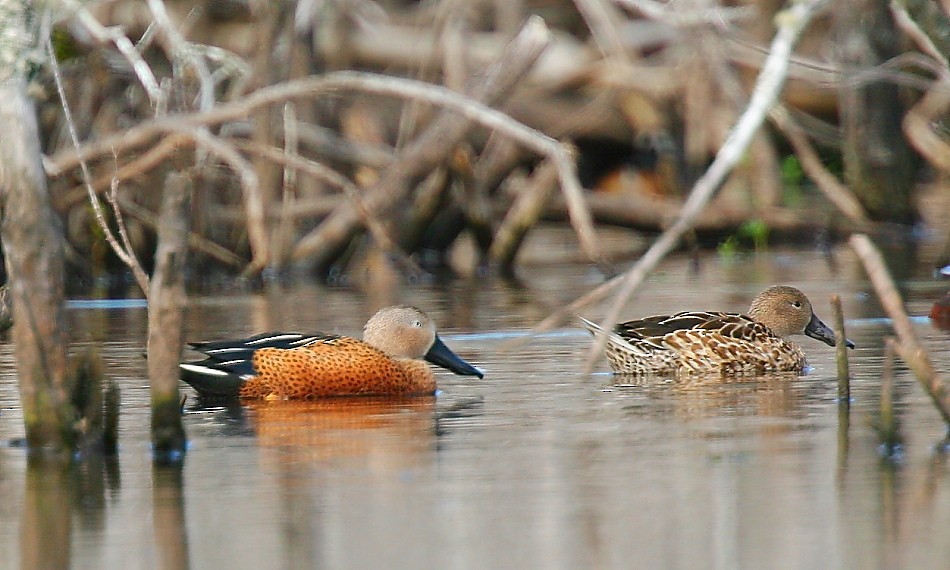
805;313;855;349
425;335;484;378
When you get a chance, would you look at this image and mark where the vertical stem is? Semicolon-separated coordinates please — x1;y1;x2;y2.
103;378;121;455
147;173;192;460
878;337;901;455
831;294;851;405
0;46;73;450
851;234;950;425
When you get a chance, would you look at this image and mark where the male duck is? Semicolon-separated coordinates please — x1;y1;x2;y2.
582;285;854;374
180;305;483;399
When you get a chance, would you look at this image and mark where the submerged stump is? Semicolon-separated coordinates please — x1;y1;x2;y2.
146;172;192;460
0;2;74;452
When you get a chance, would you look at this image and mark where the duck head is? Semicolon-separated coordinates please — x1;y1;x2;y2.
748;286;855;349
364;305;484;378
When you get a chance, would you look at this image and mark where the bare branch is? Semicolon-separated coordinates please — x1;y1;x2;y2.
44;32;150;295
769;104;871;227
850;234;950;425
64;0;162;104
511;0;824;364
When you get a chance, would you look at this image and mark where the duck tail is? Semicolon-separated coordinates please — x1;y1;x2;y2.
179;358;248;397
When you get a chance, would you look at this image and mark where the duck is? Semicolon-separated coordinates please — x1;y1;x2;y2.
581;285;855;374
179;305;483;399
931;292;950;330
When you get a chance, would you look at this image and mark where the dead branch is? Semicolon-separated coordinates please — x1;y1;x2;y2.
284;18;605;270
161;123;268;274
531;0;824;367
231;138;418;271
45;32;151;295
769;104;871;227
64;0;162;103
850;234;950;425
489;159;560;271
903;75;950;173
46;53;605;271
114;196;245;267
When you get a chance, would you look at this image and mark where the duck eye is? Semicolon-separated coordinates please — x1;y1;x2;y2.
412;320;423;328
791;301;802;308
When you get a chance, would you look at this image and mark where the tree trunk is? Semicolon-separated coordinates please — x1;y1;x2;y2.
147;172;191;460
0;0;74;452
835;0;917;224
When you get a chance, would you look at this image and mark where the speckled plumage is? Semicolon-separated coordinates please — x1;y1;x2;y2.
180;306;483;399
582;286;852;375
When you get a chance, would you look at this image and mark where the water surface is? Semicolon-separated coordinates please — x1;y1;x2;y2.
0;245;948;569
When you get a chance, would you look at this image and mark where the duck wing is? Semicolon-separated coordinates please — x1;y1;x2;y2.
616;311;733;338
181;331;342;397
189;331;342;362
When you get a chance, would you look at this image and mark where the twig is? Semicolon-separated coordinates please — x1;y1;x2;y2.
55;134;190;210
875;337;902;458
489;159;560;272
145;0;214;111
576;0;633;61
45;26;604;267
889;0;950;69
65;0;162;104
106;177;139;267
769;105;871;227
577;0;825;369
44;32;151;296
903;74;950;174
831;294;851;405
273;102;299;267
850;234;950;425
614;0;756;27
160;123;268;274
114;196;245;268
230;139;420;272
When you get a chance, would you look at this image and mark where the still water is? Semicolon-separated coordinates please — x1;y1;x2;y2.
0;244;948;569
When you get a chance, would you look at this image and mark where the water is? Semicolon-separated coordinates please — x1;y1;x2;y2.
1;245;948;569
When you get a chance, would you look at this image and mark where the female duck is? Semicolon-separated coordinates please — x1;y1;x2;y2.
180;305;483;399
582;285;854;374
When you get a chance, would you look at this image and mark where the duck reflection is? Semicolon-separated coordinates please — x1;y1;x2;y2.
247;397;439;466
613;371;806;422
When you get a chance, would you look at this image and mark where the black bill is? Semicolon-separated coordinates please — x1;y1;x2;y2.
805;312;855;349
425;335;484;378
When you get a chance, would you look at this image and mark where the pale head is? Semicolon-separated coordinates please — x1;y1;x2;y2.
362;305;484;377
748;285;846;347
363;305;435;358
